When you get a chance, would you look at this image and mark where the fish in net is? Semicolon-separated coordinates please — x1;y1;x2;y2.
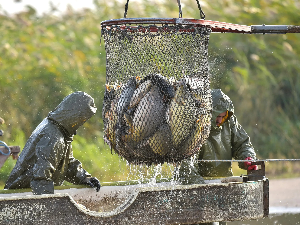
102;24;212;164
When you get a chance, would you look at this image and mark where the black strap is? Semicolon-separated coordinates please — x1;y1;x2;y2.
123;0;205;19
47;118;73;144
196;0;205;19
124;0;130;18
177;0;183;18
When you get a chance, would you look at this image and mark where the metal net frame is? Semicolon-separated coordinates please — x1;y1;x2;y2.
101;19;212;164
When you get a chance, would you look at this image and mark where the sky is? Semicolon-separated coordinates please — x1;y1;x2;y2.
0;0;96;15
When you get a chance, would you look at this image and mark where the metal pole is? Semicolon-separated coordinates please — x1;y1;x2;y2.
251;25;300;34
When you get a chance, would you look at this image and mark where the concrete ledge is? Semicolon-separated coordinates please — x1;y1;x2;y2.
0;180;267;224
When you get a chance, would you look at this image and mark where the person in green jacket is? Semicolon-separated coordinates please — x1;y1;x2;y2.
179;88;257;182
178;89;258;225
4;91;101;195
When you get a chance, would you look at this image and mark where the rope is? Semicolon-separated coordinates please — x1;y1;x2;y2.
196;0;205;19
196;159;300;162
124;0;129;18
0;140;11;156
177;0;183;18
123;0;205;20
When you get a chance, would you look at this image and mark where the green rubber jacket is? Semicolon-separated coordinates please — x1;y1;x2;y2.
179;89;256;183
4;92;97;194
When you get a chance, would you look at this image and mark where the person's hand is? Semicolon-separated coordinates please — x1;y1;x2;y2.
85;177;101;192
244;157;258;170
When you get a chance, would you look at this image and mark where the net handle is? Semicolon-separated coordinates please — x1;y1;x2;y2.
123;0;205;19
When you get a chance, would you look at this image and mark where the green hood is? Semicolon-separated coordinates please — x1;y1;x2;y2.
211;89;234;128
48;91;97;135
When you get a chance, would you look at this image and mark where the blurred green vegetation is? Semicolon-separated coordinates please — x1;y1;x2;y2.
0;0;299;188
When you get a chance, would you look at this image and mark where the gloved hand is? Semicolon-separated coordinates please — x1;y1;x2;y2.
85;177;101;192
244;157;258;170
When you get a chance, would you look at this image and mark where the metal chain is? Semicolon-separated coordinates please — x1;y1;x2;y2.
196;0;205;19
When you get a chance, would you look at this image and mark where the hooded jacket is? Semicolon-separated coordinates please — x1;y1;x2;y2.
5;92;97;194
179;89;256;182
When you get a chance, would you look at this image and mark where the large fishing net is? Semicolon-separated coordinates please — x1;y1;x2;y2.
101;22;212;164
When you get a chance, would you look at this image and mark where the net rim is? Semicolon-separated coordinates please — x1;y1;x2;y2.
101;18;251;33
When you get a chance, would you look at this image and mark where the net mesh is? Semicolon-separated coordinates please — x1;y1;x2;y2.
102;24;212;164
